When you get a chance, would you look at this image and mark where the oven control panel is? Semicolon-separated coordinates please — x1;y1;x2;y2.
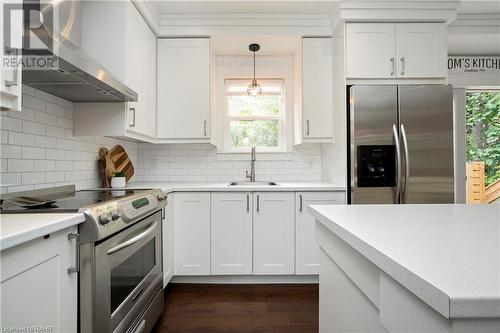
80;189;168;242
121;194;158;221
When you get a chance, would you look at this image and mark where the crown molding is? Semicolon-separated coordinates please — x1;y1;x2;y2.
156;13;332;37
448;13;500;35
132;0;162;35
331;0;461;27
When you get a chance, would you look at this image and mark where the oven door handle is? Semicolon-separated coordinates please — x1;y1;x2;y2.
106;221;157;255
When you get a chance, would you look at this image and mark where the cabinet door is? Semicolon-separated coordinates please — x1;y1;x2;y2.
0;0;22;111
346;23;396;79
211;192;252;275
295;192;345;275
302;37;333;139
0;226;77;332
162;196;174;287
173;192;211;275
253;192;295;275
395;23;447;78
157;38;210;139
125;1;156;137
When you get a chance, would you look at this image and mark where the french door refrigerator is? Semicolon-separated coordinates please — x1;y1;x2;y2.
347;85;454;204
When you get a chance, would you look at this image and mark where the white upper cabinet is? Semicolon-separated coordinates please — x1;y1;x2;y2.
253;192;295;275
123;1;156;137
211;192;253;275
395;23;447;78
302;37;333;140
77;0;156;141
173;192;211;276
346;23;447;79
346;23;396;79
0;0;22;111
295;192;345;275
157;38;210;141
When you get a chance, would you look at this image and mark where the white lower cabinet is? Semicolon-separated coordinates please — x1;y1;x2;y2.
253;192;295;275
0;226;78;332
173;192;211;275
211;192;253;275
295;192;345;275
162;195;174;287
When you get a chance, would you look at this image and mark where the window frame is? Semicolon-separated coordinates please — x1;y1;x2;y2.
223;78;286;153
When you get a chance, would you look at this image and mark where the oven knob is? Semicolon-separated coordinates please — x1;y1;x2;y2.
111;210;121;220
157;193;166;201
99;213;112;225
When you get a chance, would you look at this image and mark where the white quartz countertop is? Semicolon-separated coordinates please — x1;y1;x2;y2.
0;213;85;251
121;181;345;192
308;204;500;319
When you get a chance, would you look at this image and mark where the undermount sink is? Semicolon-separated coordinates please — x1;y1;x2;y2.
229;181;279;186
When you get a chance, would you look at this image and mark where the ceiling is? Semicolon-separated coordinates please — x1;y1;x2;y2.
458;1;500;14
155;1;336;15
153;0;500;15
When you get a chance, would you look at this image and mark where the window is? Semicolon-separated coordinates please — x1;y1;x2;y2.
224;79;285;152
466;90;500;186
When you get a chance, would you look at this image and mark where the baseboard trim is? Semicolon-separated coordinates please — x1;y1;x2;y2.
171;275;319;284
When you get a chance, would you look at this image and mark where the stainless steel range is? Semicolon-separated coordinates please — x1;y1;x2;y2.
1;185;168;333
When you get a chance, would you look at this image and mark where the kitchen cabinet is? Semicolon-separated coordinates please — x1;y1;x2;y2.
395;23;447;78
346;23;446;79
173;192;211;275
157;38;210;141
302;37;333;140
346;23;396;79
0;0;22;111
76;0;156;141
253;192;295;275
162;195;174;287
0;226;78;331
211;192;253;275
295;192;345;275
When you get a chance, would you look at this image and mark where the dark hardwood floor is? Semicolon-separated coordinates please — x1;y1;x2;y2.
152;284;319;333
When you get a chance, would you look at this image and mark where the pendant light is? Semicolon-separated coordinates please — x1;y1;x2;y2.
247;43;262;97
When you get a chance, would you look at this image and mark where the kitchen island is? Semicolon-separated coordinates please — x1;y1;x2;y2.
309;204;500;333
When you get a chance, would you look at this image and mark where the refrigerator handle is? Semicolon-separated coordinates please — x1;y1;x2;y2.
400;124;410;204
392;124;402;204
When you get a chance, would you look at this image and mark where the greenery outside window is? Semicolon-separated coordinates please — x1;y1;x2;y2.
225;79;285;152
466;90;500;186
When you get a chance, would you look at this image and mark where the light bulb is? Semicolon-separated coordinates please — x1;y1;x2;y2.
247;80;262;97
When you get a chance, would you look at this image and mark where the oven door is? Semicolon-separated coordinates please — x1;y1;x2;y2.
94;211;163;333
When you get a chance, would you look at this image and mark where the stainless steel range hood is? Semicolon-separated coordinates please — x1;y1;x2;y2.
22;0;137;102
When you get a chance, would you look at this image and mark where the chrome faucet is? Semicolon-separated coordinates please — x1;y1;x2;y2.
245;146;256;182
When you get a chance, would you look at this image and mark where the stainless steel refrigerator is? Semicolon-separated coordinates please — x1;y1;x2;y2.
347;85;454;204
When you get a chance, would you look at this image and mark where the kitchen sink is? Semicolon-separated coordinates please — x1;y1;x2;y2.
228;181;279;186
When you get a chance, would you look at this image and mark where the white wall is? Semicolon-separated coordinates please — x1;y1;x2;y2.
0;87;138;193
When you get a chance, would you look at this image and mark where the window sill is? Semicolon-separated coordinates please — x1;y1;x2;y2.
216;151;294;161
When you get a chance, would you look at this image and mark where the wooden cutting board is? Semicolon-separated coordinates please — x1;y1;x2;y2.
109;145;135;182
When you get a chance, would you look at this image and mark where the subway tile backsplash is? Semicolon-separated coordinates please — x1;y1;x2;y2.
134;143;322;183
0;87;138;193
1;87;322;193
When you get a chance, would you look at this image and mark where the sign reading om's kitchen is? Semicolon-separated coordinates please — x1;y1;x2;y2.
448;56;500;74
